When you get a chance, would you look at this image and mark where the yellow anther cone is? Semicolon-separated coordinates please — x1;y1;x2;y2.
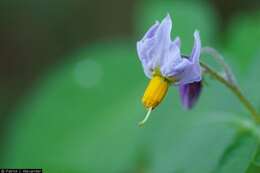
139;75;169;127
142;75;169;109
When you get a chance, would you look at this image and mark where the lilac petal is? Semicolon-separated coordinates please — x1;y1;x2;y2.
136;14;173;77
173;36;181;48
174;62;201;85
136;14;202;84
179;81;202;109
160;37;183;76
155;14;172;52
142;65;153;78
190;30;201;63
137;22;160;78
144;21;160;39
149;14;173;69
137;21;160;61
173;31;202;85
137;39;156;78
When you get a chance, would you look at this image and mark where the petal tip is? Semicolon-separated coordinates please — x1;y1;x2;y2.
162;13;172;25
194;30;200;38
190;30;201;63
174;36;181;47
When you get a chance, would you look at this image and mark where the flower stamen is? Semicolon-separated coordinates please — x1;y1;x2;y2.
142;75;169;109
139;75;169;126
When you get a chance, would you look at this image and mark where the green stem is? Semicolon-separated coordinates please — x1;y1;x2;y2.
200;62;260;123
201;47;236;85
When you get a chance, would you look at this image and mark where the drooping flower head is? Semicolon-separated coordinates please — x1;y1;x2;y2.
137;14;201;84
137;14;202;126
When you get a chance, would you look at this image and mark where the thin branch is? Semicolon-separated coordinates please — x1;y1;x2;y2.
201;47;237;85
200;61;260;124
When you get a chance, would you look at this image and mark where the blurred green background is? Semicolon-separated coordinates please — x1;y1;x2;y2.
0;0;260;172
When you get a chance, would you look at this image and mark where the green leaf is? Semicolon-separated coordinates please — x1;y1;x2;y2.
147;112;242;173
213;133;258;173
246;161;260;173
1;41;146;172
253;146;260;167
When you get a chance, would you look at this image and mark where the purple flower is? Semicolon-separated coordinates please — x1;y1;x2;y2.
137;14;202;85
179;81;202;109
137;13;202;121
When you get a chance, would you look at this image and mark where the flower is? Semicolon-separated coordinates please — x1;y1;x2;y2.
179;81;202;109
137;14;201;85
136;14;202;126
